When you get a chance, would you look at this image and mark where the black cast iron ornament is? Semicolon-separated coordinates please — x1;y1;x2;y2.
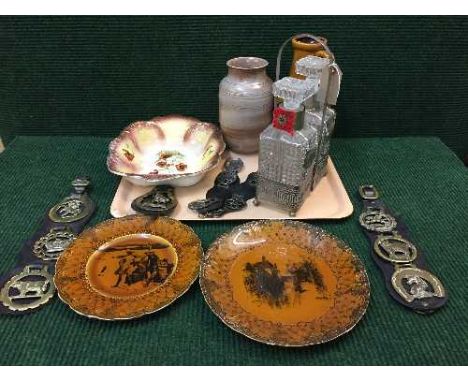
188;158;258;218
131;185;178;216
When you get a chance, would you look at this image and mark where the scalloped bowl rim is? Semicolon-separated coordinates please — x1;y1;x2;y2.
106;117;226;184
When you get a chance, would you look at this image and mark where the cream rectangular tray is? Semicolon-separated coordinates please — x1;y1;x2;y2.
110;153;353;220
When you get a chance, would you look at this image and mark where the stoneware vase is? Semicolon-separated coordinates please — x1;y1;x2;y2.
219;57;273;154
289;36;329;79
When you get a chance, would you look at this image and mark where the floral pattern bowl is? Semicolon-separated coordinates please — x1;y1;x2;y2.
107;115;226;187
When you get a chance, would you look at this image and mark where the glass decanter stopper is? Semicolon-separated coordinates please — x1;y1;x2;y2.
295;55;330;79
273;77;318;111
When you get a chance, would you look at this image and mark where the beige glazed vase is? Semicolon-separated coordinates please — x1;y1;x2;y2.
219;57;273;154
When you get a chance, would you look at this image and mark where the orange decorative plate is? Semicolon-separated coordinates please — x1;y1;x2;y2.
55;215;202;320
200;220;370;346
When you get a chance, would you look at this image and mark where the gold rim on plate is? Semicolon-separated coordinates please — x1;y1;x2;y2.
55;215;202;320
200;220;370;346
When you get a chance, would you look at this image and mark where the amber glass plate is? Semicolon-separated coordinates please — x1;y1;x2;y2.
55;215;202;320
200;220;370;346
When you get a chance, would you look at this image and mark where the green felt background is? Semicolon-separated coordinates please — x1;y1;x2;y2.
0;136;467;365
0;16;467;157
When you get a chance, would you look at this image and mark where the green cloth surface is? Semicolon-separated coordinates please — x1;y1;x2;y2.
0;136;467;365
1;16;468;158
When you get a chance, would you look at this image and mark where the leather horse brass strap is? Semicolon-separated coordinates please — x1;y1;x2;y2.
0;177;95;315
358;185;447;314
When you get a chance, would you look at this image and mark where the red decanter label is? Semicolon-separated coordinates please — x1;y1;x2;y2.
273;107;297;136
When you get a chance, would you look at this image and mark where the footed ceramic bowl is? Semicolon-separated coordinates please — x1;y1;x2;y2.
107;115;226;187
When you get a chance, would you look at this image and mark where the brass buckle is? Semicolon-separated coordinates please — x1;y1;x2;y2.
359;185;379;200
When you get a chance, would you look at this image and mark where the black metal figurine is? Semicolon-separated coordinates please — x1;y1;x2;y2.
188;158;258;218
131;185;177;216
